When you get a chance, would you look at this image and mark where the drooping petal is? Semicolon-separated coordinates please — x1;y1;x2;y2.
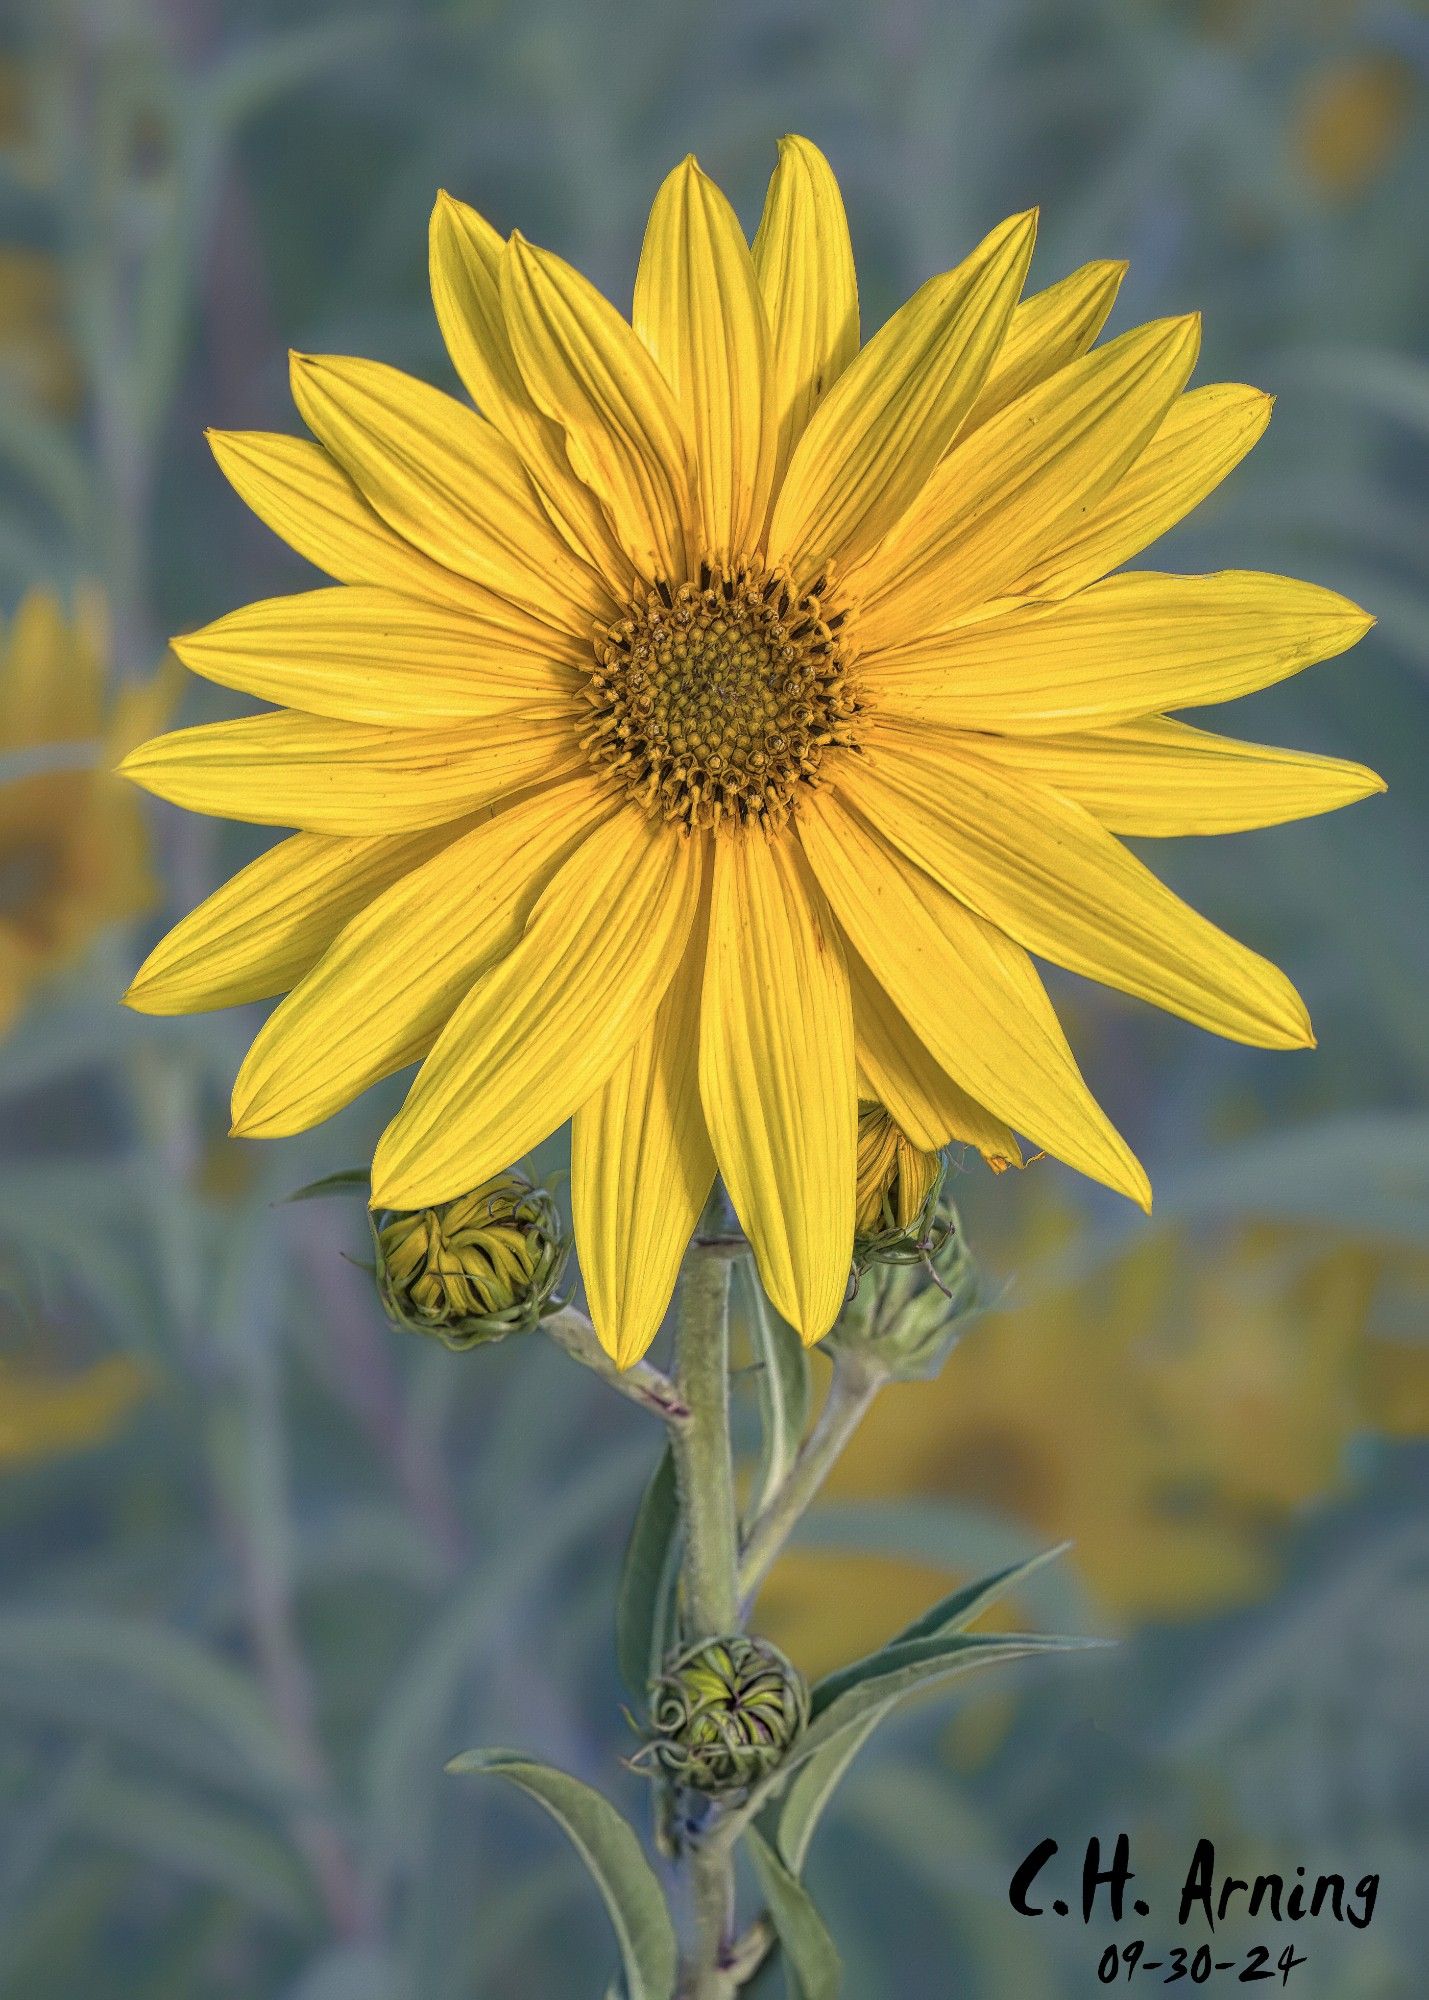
961;258;1127;433
206;430;498;615
371;806;703;1210
428;191;633;593
853;315;1200;649
1017;382;1273;598
173;586;583;726
866;571;1374;732
751;134;859;492
848;729;1315;1049
942;715;1386;836
845;941;1021;1165
121;709;580;835
572;913;716;1367
798;788;1148;1205
232;779;612;1136
767;209;1037;584
123;822;473;1014
699;831;856;1342
289;353;611;636
633;156;774;563
501;233;693;580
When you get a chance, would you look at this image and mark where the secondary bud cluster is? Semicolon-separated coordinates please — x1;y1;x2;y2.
640;1634;808;1797
373;1171;568;1350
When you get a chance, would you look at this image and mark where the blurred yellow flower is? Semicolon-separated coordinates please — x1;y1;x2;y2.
0;589;174;1036
124;138;1377;1367
1292;55;1417;202
0;1353;148;1466
0;246;82;416
761;1197;1429;1678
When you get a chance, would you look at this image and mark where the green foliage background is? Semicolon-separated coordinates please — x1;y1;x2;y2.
0;1;1424;1993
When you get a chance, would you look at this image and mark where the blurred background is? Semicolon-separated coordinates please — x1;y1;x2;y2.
1;0;1425;1994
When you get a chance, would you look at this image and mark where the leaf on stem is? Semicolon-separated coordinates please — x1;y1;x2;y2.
739;1259;811;1523
615;1446;682;1697
746;1827;843;2000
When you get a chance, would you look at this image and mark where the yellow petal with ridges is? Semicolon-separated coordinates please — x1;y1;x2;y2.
850;728;1315;1049
289;353;611;636
232;779;612;1136
121;709;579;835
428;191;633;594
699;832;855;1343
943;715;1386;836
854;314;1200;650
572;915;716;1368
845;942;1021;1165
752;135;859;493
767;208;1036;584
797;788;1148;1206
867;571;1374;732
961;257;1127;433
633;156;774;563
501;233;693;581
372;806;703;1210
172;586;583;727
124;822;473;1015
205;430;502;616
1017;382;1273;598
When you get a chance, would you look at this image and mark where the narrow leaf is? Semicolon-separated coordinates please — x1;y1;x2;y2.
811;1628;1098;1719
885;1542;1074;1649
747;1827;842;1999
446;1750;678;2000
280;1168;370;1204
775;1710;885;1878
741;1260;810;1519
616;1447;681;1697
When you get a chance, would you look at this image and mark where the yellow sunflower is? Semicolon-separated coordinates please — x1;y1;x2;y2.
1;588;172;1034
122;138;1380;1365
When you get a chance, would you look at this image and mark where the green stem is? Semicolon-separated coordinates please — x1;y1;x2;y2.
543;1304;689;1422
670;1207;740;1997
738;1347;887;1603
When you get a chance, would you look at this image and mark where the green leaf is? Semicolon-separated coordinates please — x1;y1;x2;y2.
775;1711;885;1878
279;1169;370;1205
884;1542;1073;1649
746;1827;842;2000
616;1447;681;1697
446;1751;677;2000
809;1628;1098;1720
740;1260;810;1520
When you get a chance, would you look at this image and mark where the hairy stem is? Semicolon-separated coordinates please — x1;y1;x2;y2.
738;1347;887;1603
544;1304;690;1421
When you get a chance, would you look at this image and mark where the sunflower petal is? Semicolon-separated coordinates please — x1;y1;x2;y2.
767;208;1036;583
123;823;470;1014
699;832;855;1343
429;191;633;593
633;156;774;562
944;714;1386;836
962;258;1127;432
1018;382;1273;598
572;917;716;1367
846;941;1021;1164
867;570;1374;732
501;233;693;580
173;586;582;726
798;789;1148;1205
121;709;579;834
206;430;496;615
752;134;859;492
232;779;611;1136
371;807;703;1209
289;353;610;635
854;314;1200;649
849;729;1315;1049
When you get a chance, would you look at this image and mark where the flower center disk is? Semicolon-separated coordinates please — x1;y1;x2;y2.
585;559;858;831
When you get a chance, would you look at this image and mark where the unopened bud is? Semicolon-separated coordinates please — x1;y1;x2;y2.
854;1103;944;1242
373;1171;568;1351
836;1178;980;1381
641;1635;808;1796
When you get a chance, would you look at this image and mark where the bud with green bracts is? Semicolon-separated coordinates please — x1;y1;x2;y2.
835;1180;982;1381
372;1171;569;1351
639;1635;808;1796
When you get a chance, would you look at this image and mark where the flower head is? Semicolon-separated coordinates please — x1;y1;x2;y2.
641;1633;808;1796
122;139;1380;1365
374;1171;568;1348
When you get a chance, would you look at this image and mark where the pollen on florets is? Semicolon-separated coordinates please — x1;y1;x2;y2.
584;558;859;832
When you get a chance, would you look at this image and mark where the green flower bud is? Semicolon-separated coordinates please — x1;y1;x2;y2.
643;1635;808;1796
835;1185;981;1381
852;1103;952;1279
373;1172;568;1351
